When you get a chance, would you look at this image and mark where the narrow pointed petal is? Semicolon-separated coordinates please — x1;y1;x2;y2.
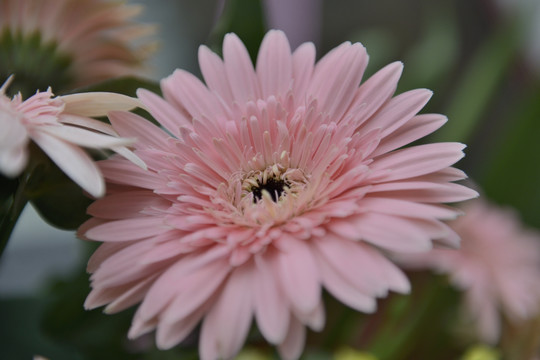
108;110;170;150
137;88;190;135
41;124;134;148
222;33;260;102
349;61;403;124
61;93;141;116
198;45;234;104
199;265;253;360
277;316;306;360
292;42;316;100
31;131;105;197
370;143;466;182
277;237;321;313
254;254;290;344
256;30;293;98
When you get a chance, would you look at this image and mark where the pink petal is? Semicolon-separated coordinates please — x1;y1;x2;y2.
222;32;260;103
87;190;166;219
360;89;432;137
277;316;306;360
104;274;157;314
155;302;208;349
277;237;321;313
291;42;316;100
137;246;229;322
108;110;170;150
137;88;189;135
199;265;253;360
370;142;466;182
349;61;403;123
314;235;409;296
256;30;293;99
162;69;226;121
315;249;378;312
308;42;368;121
86;217;168;241
0;112;27;149
99;158;163;189
198;45;235;104
353;213;433;252
253;253;290;344
368;181;478;203
160;258;230;324
359;197;460;220
293;300;325;331
373;113;447;156
86;241;130;272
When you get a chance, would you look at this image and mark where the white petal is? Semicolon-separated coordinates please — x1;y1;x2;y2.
41;124;134;148
31;130;105;197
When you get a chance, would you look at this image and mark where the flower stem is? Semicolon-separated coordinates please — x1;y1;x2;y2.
0;173;30;259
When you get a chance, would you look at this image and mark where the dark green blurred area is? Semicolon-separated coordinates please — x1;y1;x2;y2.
2;0;540;358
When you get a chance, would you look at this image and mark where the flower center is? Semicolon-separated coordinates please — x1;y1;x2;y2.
241;164;292;203
251;177;289;202
210;160;315;226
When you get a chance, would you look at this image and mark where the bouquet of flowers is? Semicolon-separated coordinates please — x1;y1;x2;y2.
1;1;540;359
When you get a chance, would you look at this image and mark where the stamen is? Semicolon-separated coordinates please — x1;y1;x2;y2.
252;177;288;202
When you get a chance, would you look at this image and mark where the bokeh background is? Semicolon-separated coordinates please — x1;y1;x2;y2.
1;0;540;358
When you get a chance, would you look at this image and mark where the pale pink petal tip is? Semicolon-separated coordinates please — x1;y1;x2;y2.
61;93;142;117
79;29;477;359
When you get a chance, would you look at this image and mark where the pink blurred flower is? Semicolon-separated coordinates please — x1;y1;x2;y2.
396;199;540;344
0;76;144;197
81;30;477;359
0;0;155;88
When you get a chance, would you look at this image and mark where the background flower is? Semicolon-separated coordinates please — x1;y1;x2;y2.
395;198;540;344
0;0;155;96
82;30;475;360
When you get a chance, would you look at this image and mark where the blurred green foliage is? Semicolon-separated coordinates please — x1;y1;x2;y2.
207;0;266;60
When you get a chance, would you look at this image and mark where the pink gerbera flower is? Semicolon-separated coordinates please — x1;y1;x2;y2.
81;30;477;359
395;199;540;344
0;76;144;197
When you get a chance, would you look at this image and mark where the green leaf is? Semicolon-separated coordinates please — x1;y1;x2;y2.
22;144;93;230
476;84;540;228
399;3;458;92
66;76;161;97
0;174;28;259
207;0;266;61
432;20;522;143
0;175;18;209
28;172;93;231
0;297;83;360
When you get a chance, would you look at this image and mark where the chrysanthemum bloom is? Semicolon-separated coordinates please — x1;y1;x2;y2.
395;199;540;344
0;0;155;95
82;30;477;359
0;76;144;198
